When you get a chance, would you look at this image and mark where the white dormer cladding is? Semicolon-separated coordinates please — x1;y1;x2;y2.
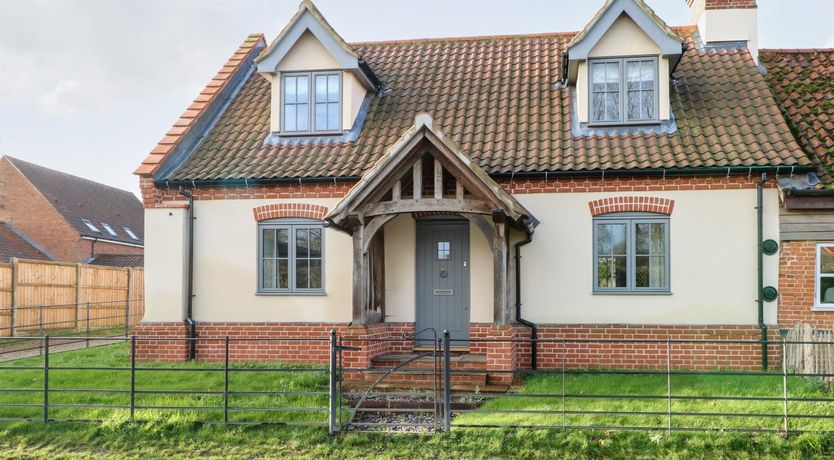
255;1;376;135
565;0;684;126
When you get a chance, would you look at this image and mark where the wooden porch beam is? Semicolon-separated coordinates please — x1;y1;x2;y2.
392;180;401;201
361;199;493;217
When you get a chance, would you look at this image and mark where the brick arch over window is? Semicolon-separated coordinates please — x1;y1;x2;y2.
588;197;675;216
252;203;329;222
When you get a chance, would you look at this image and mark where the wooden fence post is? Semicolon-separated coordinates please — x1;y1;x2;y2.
10;257;17;337
75;263;82;330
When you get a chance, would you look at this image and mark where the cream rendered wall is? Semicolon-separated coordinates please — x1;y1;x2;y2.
185;198;353;322
384;215;493;324
268;30;367;132
576;15;671;123
143;207;189;322
515;188;780;325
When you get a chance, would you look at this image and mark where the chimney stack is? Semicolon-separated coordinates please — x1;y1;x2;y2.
687;0;759;63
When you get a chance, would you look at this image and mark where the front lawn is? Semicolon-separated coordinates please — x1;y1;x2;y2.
2;345;834;458
454;371;834;432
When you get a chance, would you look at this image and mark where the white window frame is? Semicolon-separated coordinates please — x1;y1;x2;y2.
81;219;101;233
257;219;325;295
593;213;670;294
280;71;342;135
101;223;118;237
814;243;834;310
589;57;659;126
123;227;140;240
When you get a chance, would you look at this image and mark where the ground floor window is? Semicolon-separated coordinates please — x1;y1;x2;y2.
816;243;834;308
258;220;324;294
594;214;670;293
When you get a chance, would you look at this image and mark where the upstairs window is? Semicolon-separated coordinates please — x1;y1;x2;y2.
282;72;341;134
123;227;140;241
593;214;669;293
81;219;101;233
101;223;118;237
590;58;657;125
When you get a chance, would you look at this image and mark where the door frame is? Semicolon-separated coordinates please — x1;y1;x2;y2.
415;216;471;347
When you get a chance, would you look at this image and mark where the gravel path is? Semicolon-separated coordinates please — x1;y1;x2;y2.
0;337;123;362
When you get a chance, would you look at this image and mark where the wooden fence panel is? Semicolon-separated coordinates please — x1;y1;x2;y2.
0;258;144;337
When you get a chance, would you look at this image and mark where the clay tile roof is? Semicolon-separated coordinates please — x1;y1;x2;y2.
760;49;834;182
6;157;144;245
154;29;809;182
87;253;144;268
0;223;53;263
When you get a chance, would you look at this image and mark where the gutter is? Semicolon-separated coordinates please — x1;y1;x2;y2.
756;174;768;371
179;187;197;361
514;227;537;370
154;176;360;189
785;188;834;198
80;236;144;249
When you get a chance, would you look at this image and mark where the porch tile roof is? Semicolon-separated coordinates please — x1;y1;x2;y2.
162;29;810;181
760;49;834;182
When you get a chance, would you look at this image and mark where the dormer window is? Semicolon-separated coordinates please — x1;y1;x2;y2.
282;71;341;134
590;57;657;125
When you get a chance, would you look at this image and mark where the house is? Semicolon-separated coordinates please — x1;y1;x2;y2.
0;156;144;265
134;0;814;373
759;49;834;331
0;222;52;263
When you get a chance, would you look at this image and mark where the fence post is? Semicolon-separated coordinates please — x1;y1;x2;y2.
666;338;673;434
561;337;567;430
9;258;17;337
39;305;44;356
43;335;49;423
328;330;337;435
782;338;789;434
75;263;82;331
124;298;130;337
224;336;230;426
443;330;451;434
86;302;91;348
130;336;136;419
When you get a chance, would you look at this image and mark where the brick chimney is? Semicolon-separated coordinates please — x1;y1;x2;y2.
687;0;759;63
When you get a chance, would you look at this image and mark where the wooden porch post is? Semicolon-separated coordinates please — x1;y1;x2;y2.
492;214;511;325
351;225;367;324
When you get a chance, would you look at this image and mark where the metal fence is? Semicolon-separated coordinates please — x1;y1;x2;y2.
0;332;833;435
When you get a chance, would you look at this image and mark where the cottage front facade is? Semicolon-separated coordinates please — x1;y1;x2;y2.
134;0;824;372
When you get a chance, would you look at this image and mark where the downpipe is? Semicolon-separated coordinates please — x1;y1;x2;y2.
514;230;537;370
757;174;768;371
179;187;197;361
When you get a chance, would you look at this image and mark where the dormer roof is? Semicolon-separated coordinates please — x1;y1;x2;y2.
567;0;683;60
255;0;379;90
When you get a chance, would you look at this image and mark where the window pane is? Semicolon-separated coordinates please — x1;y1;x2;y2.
277;229;289;258
437;241;451;260
606;62;620;85
315;75;327;102
327;75;339;101
284;105;296;131
636;255;665;288
627;91;640;120
278;259;289;289
592;93;606;121
592;63;606;84
597;223;627;255
650;223;665;254
284;77;297;103
598;256;627;288
262;229;276;258
641;61;655;86
315;103;327;130
296;260;309;289
262;259;276;289
309;229;322;258
642;91;655;119
635;223;650;254
821;247;834;273
605;92;619;121
820;277;834;304
328;102;339;129
627;61;640;90
310;259;322;289
296;228;309;257
297;75;308;101
297;103;308;131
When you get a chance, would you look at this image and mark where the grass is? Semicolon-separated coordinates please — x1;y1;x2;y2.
454;371;834;432
1;345;834;458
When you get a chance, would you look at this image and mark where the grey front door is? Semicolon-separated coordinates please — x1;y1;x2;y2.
416;219;470;346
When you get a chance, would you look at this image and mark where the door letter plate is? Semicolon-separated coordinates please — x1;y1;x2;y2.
433;289;454;296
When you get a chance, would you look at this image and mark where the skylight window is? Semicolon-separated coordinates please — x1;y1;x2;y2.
82;219;101;233
124;227;139;241
101;223;118;237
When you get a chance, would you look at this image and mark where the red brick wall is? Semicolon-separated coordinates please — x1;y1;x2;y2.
779;241;834;329
0;157;86;262
687;0;757;9
143;175;771;208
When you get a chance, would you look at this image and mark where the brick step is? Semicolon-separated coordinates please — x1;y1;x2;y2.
343;381;510;394
360;368;488;387
370;353;488;372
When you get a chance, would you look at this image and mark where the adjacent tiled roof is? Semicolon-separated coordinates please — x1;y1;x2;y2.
0;223;52;263
760;49;834;182
87;254;144;268
160;29;809;181
7;157;144;245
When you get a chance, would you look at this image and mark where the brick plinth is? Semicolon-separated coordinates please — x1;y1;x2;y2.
133;322;190;361
779;241;834;329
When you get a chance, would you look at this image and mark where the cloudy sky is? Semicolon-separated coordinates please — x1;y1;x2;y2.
1;0;832;196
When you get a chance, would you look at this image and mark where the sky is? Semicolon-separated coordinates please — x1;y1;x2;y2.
1;0;832;197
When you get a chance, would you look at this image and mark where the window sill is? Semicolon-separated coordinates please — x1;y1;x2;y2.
277;131;344;138
811;306;834;312
587;121;661;128
592;291;673;296
256;291;327;297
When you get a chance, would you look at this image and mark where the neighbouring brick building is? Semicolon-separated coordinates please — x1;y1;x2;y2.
132;0;829;377
0;156;144;265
